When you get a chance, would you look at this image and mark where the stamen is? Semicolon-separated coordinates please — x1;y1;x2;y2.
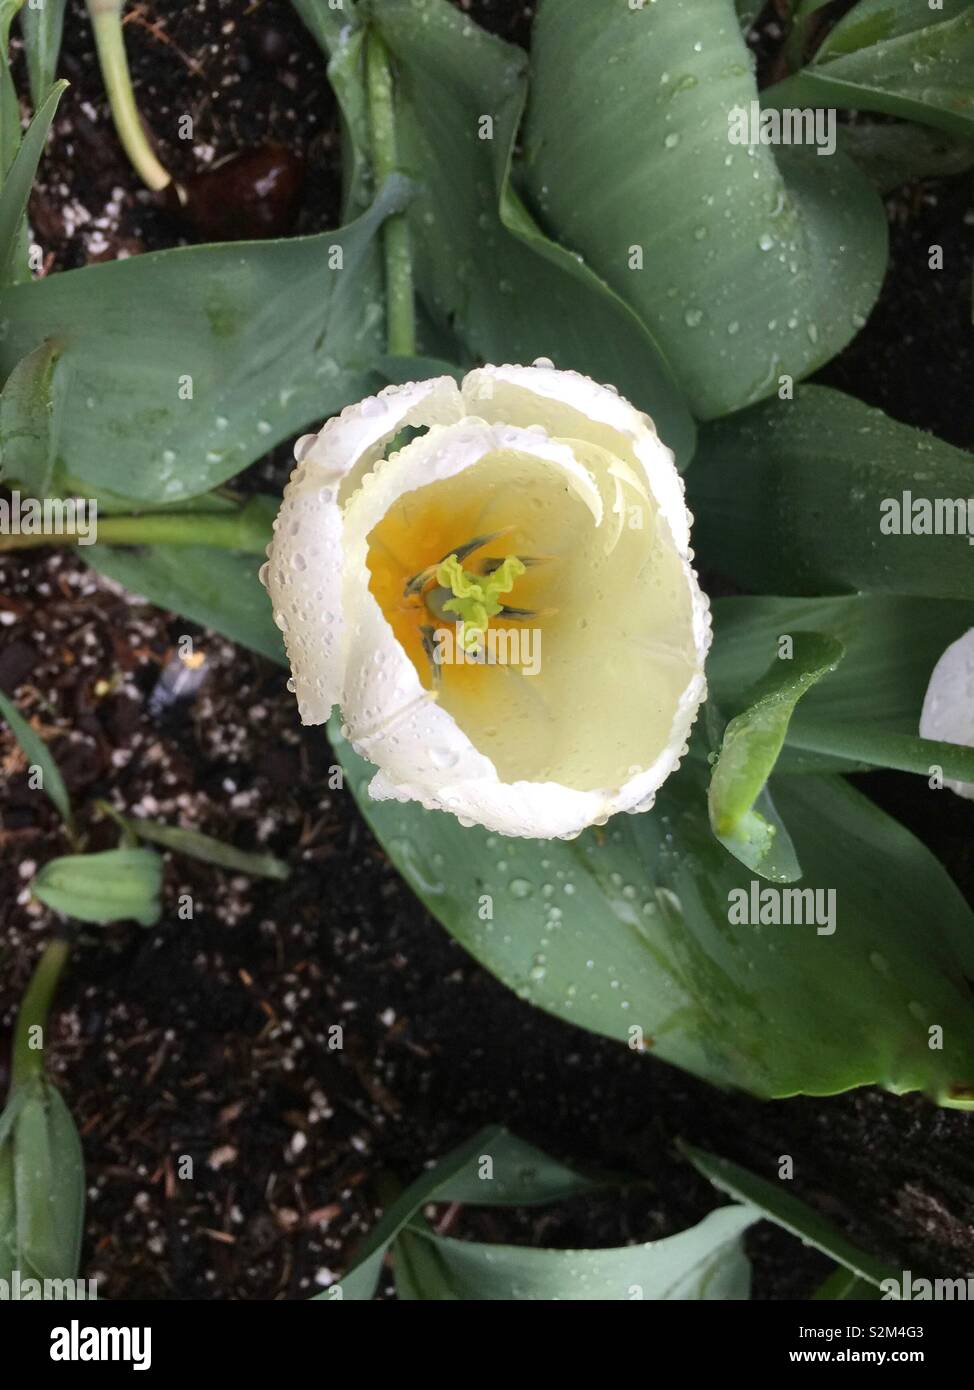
498;605;544;620
419;624;442;684
403;528;516;596
479;554;553;575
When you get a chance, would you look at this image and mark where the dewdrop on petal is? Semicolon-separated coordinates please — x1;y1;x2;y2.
261;362;712;838
920;627;974;800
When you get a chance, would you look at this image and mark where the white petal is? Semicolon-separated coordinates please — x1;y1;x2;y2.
341;587;496;791
341;415;603;538
262;377;463;724
368;766;614;839
462;362;691;552
920;627;974;799
300;375;464;499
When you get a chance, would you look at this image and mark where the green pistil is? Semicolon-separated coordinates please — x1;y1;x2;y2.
435;553;526;650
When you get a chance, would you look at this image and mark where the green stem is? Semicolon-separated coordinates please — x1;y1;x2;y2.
0;496;273;554
87;0;171;192
11;937;70;1088
366;29;415;358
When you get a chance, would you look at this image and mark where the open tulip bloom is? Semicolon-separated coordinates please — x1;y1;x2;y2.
262;363;711;838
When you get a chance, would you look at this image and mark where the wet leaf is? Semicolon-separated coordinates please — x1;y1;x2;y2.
396;1203;755;1301
707;594;974;775
331;722;974;1106
522;0;887;419
307;0;697;465
0;176;410;503
785;722;974;784
689;386;974;602
314;1124;602;1300
85;544;284;664
708;633;844;879
838;119;974;191
768;0;974;139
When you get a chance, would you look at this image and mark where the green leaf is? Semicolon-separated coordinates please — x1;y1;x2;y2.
712;784;803;885
331;723;974;1105
766;2;974;139
0;1;29;285
319;1120;752;1302
315;1124;602;1301
0;1076;84;1285
734;0;764;32
292;9;374;223
378;353;464;386
31;847;163;926
689;386;974;602
0;687;74;831
708;633;844;879
18;0;68;108
812;1267;883;1301
521;0;887;419
394;1228;458;1300
838;120;974;192
0;79;66;286
821;0;974;52
290;0;348;58
0;176;410;504
680;1143;898;1288
499;179;697;468
348;0;697;465
0;338;69;494
785;722;974;784
99;805;290;881
84;544;285;665
396;1204;755;1300
783;0;834;63
707;594;974;774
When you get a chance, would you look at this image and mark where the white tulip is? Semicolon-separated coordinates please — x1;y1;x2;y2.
920;627;974;799
261;361;711;838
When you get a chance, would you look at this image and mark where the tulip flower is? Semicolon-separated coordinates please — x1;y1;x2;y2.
262;362;711;838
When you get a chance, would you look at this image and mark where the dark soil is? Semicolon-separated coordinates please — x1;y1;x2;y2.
2;0;974;1301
